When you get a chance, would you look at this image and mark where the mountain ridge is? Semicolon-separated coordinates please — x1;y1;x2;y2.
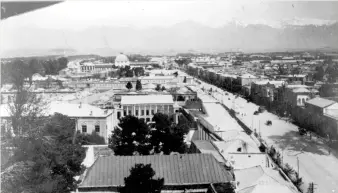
1;21;338;57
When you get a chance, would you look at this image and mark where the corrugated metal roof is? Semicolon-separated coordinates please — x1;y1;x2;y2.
79;154;233;188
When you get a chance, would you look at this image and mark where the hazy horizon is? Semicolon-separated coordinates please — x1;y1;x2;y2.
1;1;338;57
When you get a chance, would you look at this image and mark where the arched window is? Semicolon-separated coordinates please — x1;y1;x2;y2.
298;98;301;104
302;98;305;104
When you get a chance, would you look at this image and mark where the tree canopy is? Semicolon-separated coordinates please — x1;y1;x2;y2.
1;113;86;193
150;113;187;154
133;67;145;77
109;116;152;156
126;82;133;90
155;84;161;91
1;57;69;86
122;163;164;193
183;76;187;83
136;80;142;91
109;113;188;156
174;58;192;66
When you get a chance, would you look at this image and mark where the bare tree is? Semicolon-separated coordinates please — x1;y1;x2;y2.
4;59;46;136
8;90;46;136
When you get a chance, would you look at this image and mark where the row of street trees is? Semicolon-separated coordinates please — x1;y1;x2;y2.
109;113;189;155
1;57;68;87
125;81;166;92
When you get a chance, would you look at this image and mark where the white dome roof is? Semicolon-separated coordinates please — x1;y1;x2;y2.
115;53;129;63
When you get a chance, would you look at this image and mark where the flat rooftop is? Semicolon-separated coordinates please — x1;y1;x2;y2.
121;94;174;105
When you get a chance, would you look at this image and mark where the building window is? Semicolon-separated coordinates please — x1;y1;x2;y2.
146;110;149;116
135;110;139;116
117;112;121;119
95;125;100;132
146;118;150;122
141;110;145;116
124;110;127;116
128;110;132;115
151;110;155;115
82;125;87;133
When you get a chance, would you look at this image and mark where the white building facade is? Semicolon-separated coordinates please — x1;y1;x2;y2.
115;95;176;123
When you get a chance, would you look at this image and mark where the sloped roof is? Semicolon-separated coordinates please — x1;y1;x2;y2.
79;154;233;188
235;166;265;190
121;95;174;105
49;102;112;118
235;166;296;193
306;97;336;108
238;184;294;193
191;140;225;163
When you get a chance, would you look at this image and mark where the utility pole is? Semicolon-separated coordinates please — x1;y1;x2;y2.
307;182;316;193
297;156;300;176
259;119;261;137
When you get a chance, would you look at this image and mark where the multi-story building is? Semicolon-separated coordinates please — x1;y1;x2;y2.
284;85;315;107
251;80;285;102
49;102;114;143
0;102;114;143
237;73;259;86
116;95;176;123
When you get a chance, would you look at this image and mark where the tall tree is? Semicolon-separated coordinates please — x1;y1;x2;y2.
183;76;187;83
313;65;325;81
109;116;152;155
151;113;187;154
126;82;133;91
1;113;86;193
133;67;145;77
135;80;142;91
7;60;30;91
57;57;68;71
155;84;161;91
122;164;164;193
4;59;45;136
8;90;45;135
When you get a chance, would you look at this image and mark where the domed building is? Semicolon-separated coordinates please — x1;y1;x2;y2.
115;53;130;67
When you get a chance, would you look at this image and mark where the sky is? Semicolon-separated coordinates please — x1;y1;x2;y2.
2;0;338;30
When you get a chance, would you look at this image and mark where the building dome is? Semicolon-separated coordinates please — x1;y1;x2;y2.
115;53;130;67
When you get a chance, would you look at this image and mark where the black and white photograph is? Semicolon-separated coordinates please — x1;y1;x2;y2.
1;0;338;193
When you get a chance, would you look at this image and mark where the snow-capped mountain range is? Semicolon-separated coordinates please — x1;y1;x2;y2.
1;20;338;57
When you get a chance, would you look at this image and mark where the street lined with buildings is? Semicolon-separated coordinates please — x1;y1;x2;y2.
190;75;338;193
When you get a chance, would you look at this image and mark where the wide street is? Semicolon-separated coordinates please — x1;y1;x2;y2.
192;78;338;193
